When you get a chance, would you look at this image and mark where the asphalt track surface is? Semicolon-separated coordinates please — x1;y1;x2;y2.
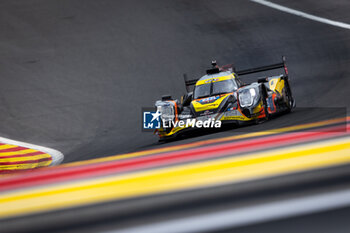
0;0;350;232
0;0;349;163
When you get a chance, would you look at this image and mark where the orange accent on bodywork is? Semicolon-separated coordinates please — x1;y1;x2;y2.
169;100;178;122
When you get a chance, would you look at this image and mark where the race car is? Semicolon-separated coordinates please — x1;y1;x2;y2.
154;56;295;140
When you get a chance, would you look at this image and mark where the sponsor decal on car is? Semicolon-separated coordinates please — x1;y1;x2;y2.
224;110;240;117
197;96;220;104
204;78;219;83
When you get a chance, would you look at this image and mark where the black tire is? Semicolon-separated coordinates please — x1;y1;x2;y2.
261;98;270;122
256;85;269;124
284;81;295;113
181;93;192;107
262;85;270;120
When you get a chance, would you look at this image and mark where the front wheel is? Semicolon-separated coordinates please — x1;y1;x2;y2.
254;99;269;125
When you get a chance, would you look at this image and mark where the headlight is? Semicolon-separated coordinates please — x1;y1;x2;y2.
159;105;174;121
249;88;256;97
239;88;256;107
155;101;175;122
239;89;255;107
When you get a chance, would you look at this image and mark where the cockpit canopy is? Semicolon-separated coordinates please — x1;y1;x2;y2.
193;72;238;99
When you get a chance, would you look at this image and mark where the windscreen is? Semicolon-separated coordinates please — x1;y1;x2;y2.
212;80;237;95
193;83;211;99
194;79;237;99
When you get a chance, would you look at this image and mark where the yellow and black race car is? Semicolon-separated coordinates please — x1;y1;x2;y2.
154;57;295;140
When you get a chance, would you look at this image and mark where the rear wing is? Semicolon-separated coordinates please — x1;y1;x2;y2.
236;56;288;76
183;56;288;92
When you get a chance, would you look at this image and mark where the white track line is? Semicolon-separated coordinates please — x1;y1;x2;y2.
250;0;350;30
109;188;350;233
0;137;64;165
